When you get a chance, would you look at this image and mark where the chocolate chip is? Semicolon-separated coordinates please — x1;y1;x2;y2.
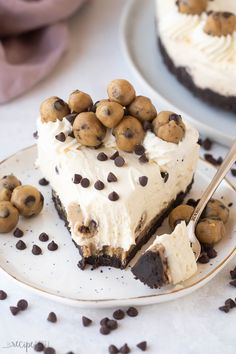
73;174;82;184
113;309;125;320
66;352;74;354
0;290;7;300
55;132;66;142
137;341;147;351
107;319;118;330
65;113;77;124
100;317;109;326
25;195;36;206
114;156;125;167
134;144;145;156
120;343;130;353
68;131;75;139
16;240;26;250
34;342;45;352
222;11;233;18
81;178;90;188
47;241;58;251
139;153;149;164
124;128;134;138
202;138;212;151
143;121;152;131
107;172;117;183
230;270;236;280
17;299;28;311
10;306;20;316
97;152;108;161
32;245;42;255
207;247;217;259
187;198;199;208
204;154;222;166
39;178;49;186
100;325;110;335
231;169;236;177
44;347;56;354
110;151;119;160
39;232;49;242
219;305;230;313
198;253;209;264
47;312;57;323
108;345;119;354
161;171;169;183
225;298;236;309
229;280;236;287
82;316;92;327
228;202;233;207
13;227;24;238
139;176;148;187
169;113;181;122
127;306;138;317
108;191;119;201
54;98;65;111
94;180;105;190
55;166;59;174
33;131;38;139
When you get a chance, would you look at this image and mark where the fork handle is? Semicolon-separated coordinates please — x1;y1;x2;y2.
190;140;236;224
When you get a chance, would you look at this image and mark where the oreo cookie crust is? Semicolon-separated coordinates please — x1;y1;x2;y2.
158;39;236;114
51;179;193;269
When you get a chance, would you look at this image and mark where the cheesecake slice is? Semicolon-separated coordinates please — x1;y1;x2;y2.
132;222;197;287
36;80;199;269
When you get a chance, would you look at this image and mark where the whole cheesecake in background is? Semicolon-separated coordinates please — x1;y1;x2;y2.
36;79;199;269
156;0;236;113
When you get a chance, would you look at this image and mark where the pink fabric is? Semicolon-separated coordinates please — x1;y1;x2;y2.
0;0;86;103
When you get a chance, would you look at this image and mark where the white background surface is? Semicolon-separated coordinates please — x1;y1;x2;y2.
0;1;235;353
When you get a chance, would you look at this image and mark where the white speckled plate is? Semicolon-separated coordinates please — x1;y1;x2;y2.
120;0;236;146
0;146;235;308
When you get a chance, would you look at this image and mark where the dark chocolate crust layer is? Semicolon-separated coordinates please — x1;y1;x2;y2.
52;180;193;269
132;250;167;289
158;38;236;114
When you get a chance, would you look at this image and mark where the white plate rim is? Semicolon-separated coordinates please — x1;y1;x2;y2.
119;0;235;146
0;145;235;308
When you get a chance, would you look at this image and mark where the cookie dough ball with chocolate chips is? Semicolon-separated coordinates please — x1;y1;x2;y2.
152;111;185;144
107;79;136;106
196;218;225;245
203;199;229;224
96;101;124;128
0;174;21;192
0;201;19;233
40;97;70;123
11;185;44;217
169;204;194;230
68;90;93;113
73;112;106;147
114;115;145;152
177;0;207;15
204;12;236;37
127;96;157;122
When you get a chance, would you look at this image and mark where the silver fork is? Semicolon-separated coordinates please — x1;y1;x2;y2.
187;140;236;260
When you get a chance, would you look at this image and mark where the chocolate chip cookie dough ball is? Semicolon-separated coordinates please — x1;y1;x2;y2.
0;201;19;233
40;97;70;123
73;112;106;147
96;101;124;128
152;111;185;144
68;90;93;113
203;199;229;224
169;204;194;230
107;79;136;106
114;116;145;152
0;188;12;202
196;218;225;245
11;185;44;217
127;96;157;122
204;12;236;37
0;174;21;192
177;0;207;15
